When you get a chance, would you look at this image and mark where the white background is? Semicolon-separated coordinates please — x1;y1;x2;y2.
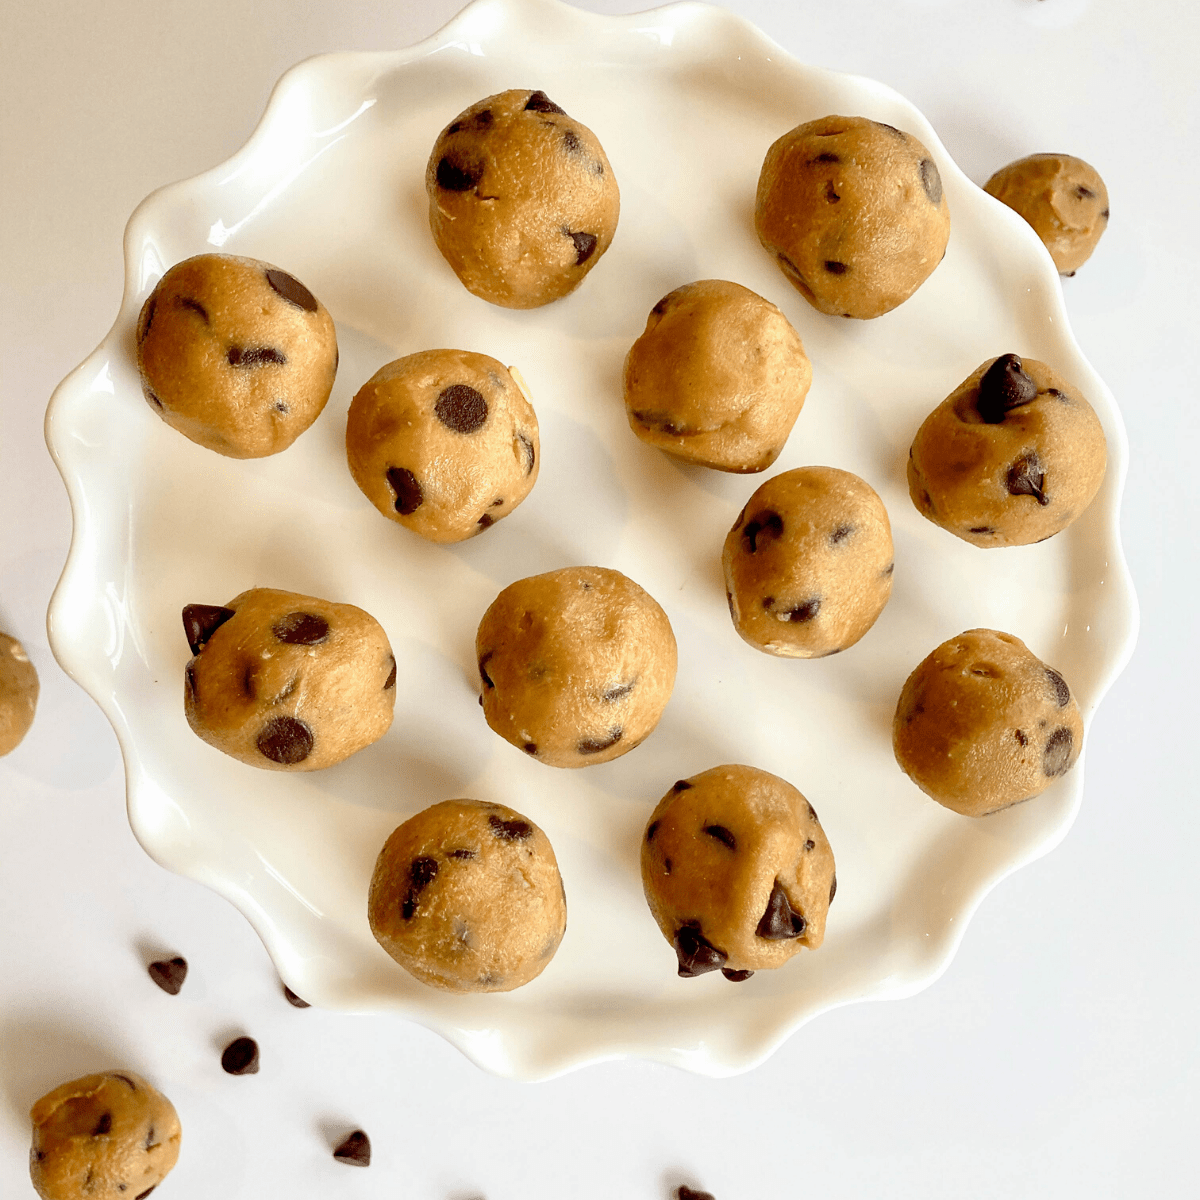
1;0;1196;1196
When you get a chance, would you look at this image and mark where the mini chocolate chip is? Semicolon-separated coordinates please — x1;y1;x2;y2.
35;1150;44;1162
978;353;1038;423
477;513;495;529
333;1130;371;1168
490;496;504;507
517;431;536;474
266;268;318;312
883;562;895;576
221;1036;259;1075
673;779;693;792
478;652;495;689
646;820;660;842
272;611;329;645
147;956;188;995
138;295;157;342
786;598;821;623
630;409;692;437
1063;270;1076;278
145;1125;156;1149
1044;727;1075;776
674;922;727;977
523;742;537;755
825;180;840;203
92;1113;112;1136
436;154;484;191
602;681;636;702
386;466;424;515
563;129;581;153
143;385;163;410
807;801;818;820
651;292;673;315
383;655;397;690
488;815;533;841
578;727;622;754
402;857;439;919
240;661;258;700
473;109;493;129
829;874;838;904
227;346;286;367
1100;207;1109;219
663;857;673;875
256;715;313;764
830;523;854;544
875;121;903;136
742;510;783;553
804;838;815;850
182;604;236;655
567;230;598;265
449;848;476;860
273;400;290;414
1075;184;1096;200
1015;729;1029;746
1046;666;1071;706
178;296;209;323
723;969;754;983
283;984;310;1008
677;1189;716;1200
135;1189;157;1200
1007;451;1049;505
756;880;807;939
813;152;839;163
703;824;737;850
824;260;848;274
524;90;565;114
111;1074;138;1091
969;526;995;534
920;157;943;204
435;383;488;433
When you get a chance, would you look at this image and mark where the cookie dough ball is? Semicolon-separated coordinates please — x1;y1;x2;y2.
136;253;337;457
723;467;893;658
346;349;539;543
426;89;620;308
984;153;1109;275
755;115;950;319
623;280;813;473
475;566;677;768
893;628;1083;817
908;354;1107;547
30;1070;180;1200
0;632;38;755
641;765;836;980
183;587;395;770
368;799;566;992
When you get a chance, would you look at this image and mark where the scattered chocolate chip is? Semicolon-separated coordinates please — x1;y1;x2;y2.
489;496;504;507
567;230;598;265
147;956;188;995
383;655;397;690
1100;207;1109;219
182;604;236;655
436;154;485;191
265;268;318;312
221;1036;259;1075
674;922;727;977
742;509;783;552
830;523;854;544
333;1130;371;1167
283;984;310;1008
824;260;849;274
663;857;673;875
522;742;537;755
825;180;840;203
448;848;477;860
875;121;903;136
1043;727;1074;776
829;874;838;904
227;346;286;367
756;880;807;939
563;129;581;153
673;779;693;792
386;466;424;515
91;1113;112;1136
651;292;673;315
969;525;995;534
178;296;209;323
812;151;840;163
977;353;1038;423
920;157;943;204
1075;184;1096;200
786;598;821;623
138;295;157;342
1007;451;1048;505
136;1189;157;1200
646;820;660;842
402;857;439;920
145;1125;156;1149
517;431;536;474
721;969;753;984
447;110;493;134
804;838;815;850
578;727;622;755
524;90;565;115
477;513;495;529
255;715;313;765
1046;666;1071;706
602;681;636;702
110;1074;138;1091
240;661;258;700
1015;729;1029;746
1063;270;1076;278
703;824;737;850
478;652;494;689
143;384;164;410
435;383;488;433
272;611;329;645
488;815;533;841
273;400;290;415
676;1189;716;1200
883;562;895;576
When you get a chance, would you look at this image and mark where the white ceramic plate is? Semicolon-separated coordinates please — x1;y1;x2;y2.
46;0;1136;1079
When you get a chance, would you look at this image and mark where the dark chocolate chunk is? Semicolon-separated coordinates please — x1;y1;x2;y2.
178;296;209;323
266;268;318;312
435;383;488;433
402;857;439;920
977;353;1038;423
478;652;495;689
829;874;838;904
523;742;537;756
722;969;754;983
646;820;660;842
1075;184;1096;200
756;880;807;940
602;681;636;702
227;346;286;367
1043;727;1074;776
703;824;737;851
477;513;495;529
524;90;565;115
1007;451;1048;505
920;157;943;205
383;655;397;690
1015;729;1029;746
488;814;534;841
577;727;622;755
567;230;598;265
333;1130;371;1167
147;956;188;996
448;848;477;860
563;129;581;153
138;294;157;343
1046;666;1071;706
182;604;236;655
272;611;329;645
436;154;485;191
283;984;310;1008
825;180;840;203
673;922;727;977
673;779;693;792
517;431;536;474
824;260;849;274
255;715;313;765
830;523;854;544
221;1036;260;1075
742;509;783;553
786;598;821;623
386;466;424;515
92;1112;112;1136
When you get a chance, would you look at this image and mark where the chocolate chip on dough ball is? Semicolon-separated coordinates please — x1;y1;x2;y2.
755;115;950;319
183;587;395;770
623;280;812;473
908;354;1107;547
984;153;1109;275
893;628;1083;817
475;566;677;768
136;253;337;457
345;349;539;543
368;799;566;992
641;766;836;981
426;89;620;308
29;1070;180;1200
722;467;893;658
0;631;38;755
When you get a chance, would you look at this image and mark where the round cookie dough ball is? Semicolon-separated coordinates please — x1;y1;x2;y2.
426;88;620;308
30;1070;181;1200
623;280;813;473
0;632;38;755
475;566;677;768
722;467;894;658
984;153;1109;275
641;765;836;981
346;349;539;543
908;353;1107;547
136;253;338;457
182;587;395;771
368;799;566;992
893;628;1083;817
755;115;950;319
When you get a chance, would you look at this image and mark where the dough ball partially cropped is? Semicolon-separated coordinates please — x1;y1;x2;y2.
426;88;620;308
641;765;836;981
893;628;1083;817
908;353;1107;547
0;632;38;755
346;349;539;543
475;566;677;768
755;115;950;319
984;153;1109;275
623;280;812;473
183;588;396;771
368;799;566;992
136;253;337;457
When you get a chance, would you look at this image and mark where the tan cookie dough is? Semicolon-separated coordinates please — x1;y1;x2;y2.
136;253;337;458
346;349;539;543
756;115;950;319
30;1070;180;1200
426;88;619;308
623;280;812;473
893;628;1083;817
475;566;677;768
368;799;566;992
984;153;1109;275
641;765;836;981
908;354;1107;547
0;632;38;755
183;587;395;770
723;467;894;658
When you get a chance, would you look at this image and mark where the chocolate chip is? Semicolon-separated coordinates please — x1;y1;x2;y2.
673;922;727;977
673;779;693;792
255;716;313;764
135;1189;157;1200
435;383;488;433
578;727;622;754
563;129;581;153
1015;729;1028;746
477;513;495;529
567;230;598;265
92;1113;112;1136
1007;451;1048;505
402;857;439;919
111;1074;138;1091
1100;207;1109;219
240;661;258;700
143;385;164;410
522;742;537;755
829;874;838;904
703;824;737;850
178;296;209;323
602;681;636;702
1075;184;1096;200
882;561;895;577
436;153;484;191
272;611;329;645
447;110;493;134
824;260;849;274
517;431;536;474
807;801;818;820
721;969;754;983
875;121;904;136
920;157;943;204
1043;727;1074;776
742;509;783;552
651;292;674;315
488;815;533;841
825;180;840;203
283;984;310;1008
266;268;318;312
478;652;495;689
227;346;286;367
756;880;807;939
182;604;236;654
1046;666;1071;706
830;523;854;544
386;466;424;515
804;838;815;850
489;496;504;507
383;655;397;690
813;152;840;163
977;353;1038;423
969;526;995;534
524;90;565;114
147;956;188;995
646;820;660;842
786;598;821;623
138;294;157;342
221;1036;259;1075
449;848;476;860
663;857;672;874
273;400;290;415
333;1130;371;1167
145;1125;156;1149
676;1188;716;1200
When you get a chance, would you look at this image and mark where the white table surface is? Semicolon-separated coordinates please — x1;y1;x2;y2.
2;1;1196;1196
